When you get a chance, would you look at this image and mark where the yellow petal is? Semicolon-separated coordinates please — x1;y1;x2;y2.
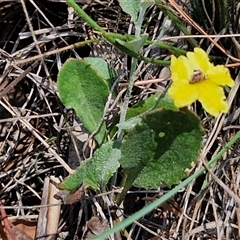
170;55;190;84
179;55;194;79
206;65;235;87
197;80;228;117
186;48;213;73
168;82;198;108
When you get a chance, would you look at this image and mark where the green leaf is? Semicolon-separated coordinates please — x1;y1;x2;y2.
57;58;110;145
60;141;121;191
119;0;141;22
120;122;157;174
84;57;118;89
140;0;155;9
116;117;142;130
120;109;204;189
126;93;178;119
117;122;157;198
116;34;148;53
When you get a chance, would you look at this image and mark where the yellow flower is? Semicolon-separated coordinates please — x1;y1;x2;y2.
168;47;234;117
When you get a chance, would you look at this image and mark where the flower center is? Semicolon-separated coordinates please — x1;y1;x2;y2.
189;70;205;84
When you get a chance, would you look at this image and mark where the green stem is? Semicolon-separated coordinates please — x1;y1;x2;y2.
117;57;138;140
115;3;155;203
66;0;170;66
135;5;147;38
66;0;111;38
115;167;144;206
94;130;240;239
115;174;130;206
104;32;186;55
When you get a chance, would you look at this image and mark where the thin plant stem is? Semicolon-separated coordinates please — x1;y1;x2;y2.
117;58;138;140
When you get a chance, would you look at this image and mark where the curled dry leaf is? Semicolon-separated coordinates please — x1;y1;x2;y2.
54;185;86;205
83;216;109;240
